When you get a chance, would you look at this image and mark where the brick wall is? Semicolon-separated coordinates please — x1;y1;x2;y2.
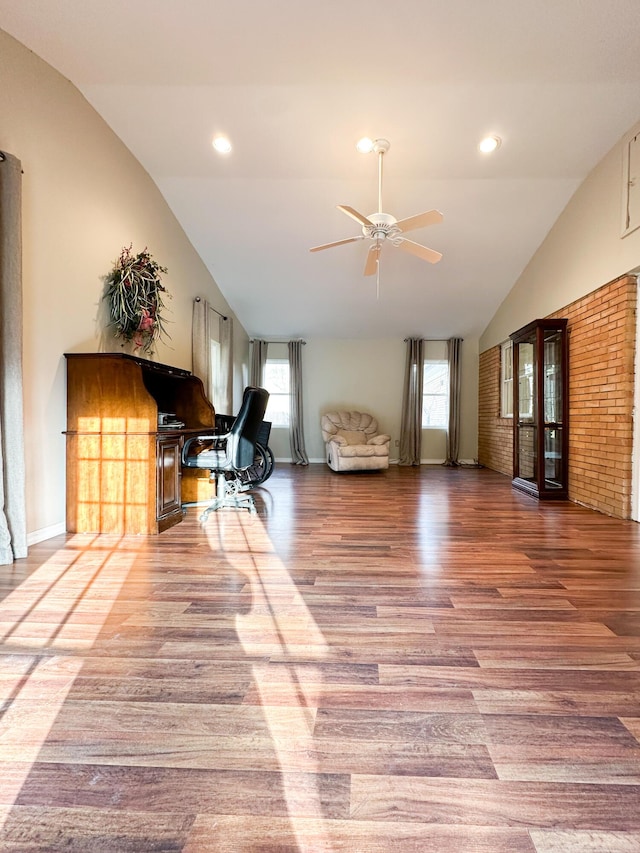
478;274;637;518
478;346;513;475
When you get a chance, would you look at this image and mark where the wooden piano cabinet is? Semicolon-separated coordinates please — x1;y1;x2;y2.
65;353;215;535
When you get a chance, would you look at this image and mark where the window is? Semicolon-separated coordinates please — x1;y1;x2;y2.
500;340;513;418
422;360;449;428
518;342;534;420
622;127;640;237
263;359;290;427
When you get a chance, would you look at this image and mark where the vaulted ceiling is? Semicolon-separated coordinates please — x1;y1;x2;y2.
1;0;640;339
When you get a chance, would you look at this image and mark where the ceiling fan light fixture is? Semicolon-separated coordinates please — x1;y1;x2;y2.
356;137;374;153
311;138;443;285
212;135;232;154
479;135;501;154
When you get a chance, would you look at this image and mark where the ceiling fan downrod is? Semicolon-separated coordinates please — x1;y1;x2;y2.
372;138;390;215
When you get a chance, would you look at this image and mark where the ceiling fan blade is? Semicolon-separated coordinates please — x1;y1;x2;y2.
310;235;364;252
337;205;374;227
395;209;443;233
396;238;443;264
364;243;381;276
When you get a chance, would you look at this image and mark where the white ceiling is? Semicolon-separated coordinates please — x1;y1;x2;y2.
2;0;640;339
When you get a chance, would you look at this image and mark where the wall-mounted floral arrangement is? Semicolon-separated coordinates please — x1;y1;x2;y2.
104;245;171;354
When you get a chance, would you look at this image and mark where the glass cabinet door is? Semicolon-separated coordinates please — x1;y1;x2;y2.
510;319;568;500
516;341;536;482
543;329;564;491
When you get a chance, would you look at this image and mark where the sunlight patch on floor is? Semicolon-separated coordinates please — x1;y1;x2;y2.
0;538;140;824
205;510;332;841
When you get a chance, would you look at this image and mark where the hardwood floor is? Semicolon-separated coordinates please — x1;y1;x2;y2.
2;464;640;851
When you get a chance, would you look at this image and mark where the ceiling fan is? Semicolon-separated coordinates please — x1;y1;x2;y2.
310;138;443;293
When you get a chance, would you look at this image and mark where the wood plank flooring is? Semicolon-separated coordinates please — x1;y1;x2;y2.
2;464;640;851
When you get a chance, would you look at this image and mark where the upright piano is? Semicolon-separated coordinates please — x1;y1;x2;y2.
65;352;215;534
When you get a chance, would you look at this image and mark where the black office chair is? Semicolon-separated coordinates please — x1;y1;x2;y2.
214;413;275;487
182;386;269;521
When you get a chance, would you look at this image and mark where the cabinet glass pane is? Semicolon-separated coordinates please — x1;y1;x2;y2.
543;330;563;424
544;426;563;488
518;424;536;480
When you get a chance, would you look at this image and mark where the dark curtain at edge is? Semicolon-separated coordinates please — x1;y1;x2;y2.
0;152;27;563
288;339;308;465
398;338;424;466
250;339;268;388
443;337;462;466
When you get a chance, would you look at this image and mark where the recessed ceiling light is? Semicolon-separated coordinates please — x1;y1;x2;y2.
479;135;501;154
356;137;374;154
212;136;232;154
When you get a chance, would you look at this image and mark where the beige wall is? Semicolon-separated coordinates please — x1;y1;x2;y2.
481;120;640;352
0;29;249;541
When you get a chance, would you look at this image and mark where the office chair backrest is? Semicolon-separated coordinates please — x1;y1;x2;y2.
227;386;269;470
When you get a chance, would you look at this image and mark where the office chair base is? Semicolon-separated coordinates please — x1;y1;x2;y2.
198;473;257;523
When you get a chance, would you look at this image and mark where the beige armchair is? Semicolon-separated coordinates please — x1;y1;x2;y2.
321;411;391;472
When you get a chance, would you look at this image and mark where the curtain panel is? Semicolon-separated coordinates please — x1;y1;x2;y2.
217;315;233;415
0;152;27;563
250;339;268;387
288;339;308;465
443;337;462;466
192;298;233;414
191;297;211;396
398;337;424;466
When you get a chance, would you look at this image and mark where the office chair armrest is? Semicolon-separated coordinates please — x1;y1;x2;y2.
182;434;224;465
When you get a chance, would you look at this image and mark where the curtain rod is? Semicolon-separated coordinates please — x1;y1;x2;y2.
251;339;306;345
404;337;464;342
194;296;228;321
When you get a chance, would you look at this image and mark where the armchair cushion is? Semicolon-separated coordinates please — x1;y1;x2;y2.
336;429;368;445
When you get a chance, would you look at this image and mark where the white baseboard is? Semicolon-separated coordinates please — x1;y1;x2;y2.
27;521;66;546
271;457;478;468
422;458;479;466
280;457;400;465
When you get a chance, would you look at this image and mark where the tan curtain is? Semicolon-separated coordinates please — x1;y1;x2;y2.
0;152;27;563
398;337;424;466
192;299;233;413
288;339;308;465
191;297;211;396
218;315;233;414
443;337;463;466
250;339;268;387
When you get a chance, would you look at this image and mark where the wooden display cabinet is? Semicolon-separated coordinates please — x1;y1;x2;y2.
510;318;569;500
65;353;215;534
